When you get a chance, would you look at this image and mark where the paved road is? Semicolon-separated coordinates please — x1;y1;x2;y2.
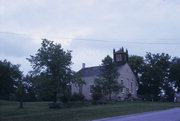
93;108;180;121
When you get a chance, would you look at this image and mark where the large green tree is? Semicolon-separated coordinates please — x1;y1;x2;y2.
23;74;56;101
27;39;72;102
0;60;22;100
128;55;144;85
138;53;172;101
169;57;180;92
93;55;121;100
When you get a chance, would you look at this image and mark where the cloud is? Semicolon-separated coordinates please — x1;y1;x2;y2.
71;47;112;71
0;0;180;73
0;54;31;74
1;0;180;42
0;32;39;57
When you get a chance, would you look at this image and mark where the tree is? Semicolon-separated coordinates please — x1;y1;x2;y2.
169;57;180;92
71;71;86;93
22;75;37;102
138;53;172;101
23;74;55;101
93;55;121;100
162;81;175;101
16;80;25;108
0;60;22;100
128;55;144;85
27;39;72;102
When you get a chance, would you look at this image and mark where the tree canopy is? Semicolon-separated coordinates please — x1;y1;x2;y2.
0;60;22;100
93;55;121;100
131;53;172;101
169;57;180;92
128;55;144;85
27;39;72;102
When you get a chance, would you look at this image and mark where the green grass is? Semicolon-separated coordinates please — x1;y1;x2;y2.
1;100;180;121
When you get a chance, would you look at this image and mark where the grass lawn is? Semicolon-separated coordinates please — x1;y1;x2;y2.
1;100;180;121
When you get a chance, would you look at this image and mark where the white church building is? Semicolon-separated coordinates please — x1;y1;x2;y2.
72;48;138;100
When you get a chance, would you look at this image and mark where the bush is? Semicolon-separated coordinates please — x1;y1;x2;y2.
92;92;103;101
71;93;84;101
92;98;107;105
91;89;105;105
60;94;71;103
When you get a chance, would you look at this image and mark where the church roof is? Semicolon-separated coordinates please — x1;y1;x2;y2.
114;47;127;53
78;66;101;77
78;65;124;77
115;49;124;53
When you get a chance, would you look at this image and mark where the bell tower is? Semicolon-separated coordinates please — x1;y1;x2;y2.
113;47;128;65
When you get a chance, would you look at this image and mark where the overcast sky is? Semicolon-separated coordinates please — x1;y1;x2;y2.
0;0;180;74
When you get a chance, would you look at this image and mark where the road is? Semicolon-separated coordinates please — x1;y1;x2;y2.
93;107;180;121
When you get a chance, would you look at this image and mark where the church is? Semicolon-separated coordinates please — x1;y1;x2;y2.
71;48;138;101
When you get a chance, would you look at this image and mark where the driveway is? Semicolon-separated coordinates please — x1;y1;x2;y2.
93;107;180;121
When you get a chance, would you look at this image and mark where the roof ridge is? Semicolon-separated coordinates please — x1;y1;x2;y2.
78;64;126;77
82;65;100;69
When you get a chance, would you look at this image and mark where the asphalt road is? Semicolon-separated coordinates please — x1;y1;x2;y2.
93;107;180;121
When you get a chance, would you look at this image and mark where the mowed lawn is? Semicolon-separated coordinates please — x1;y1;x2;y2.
1;100;180;121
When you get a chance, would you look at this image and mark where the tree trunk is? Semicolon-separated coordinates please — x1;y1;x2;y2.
109;90;112;100
56;76;60;102
19;98;23;108
54;91;57;103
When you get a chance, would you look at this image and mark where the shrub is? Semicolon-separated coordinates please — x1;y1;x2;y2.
92;92;103;101
60;94;71;103
92;98;107;105
71;93;84;101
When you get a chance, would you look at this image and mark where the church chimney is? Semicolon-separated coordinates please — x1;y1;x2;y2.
82;63;85;69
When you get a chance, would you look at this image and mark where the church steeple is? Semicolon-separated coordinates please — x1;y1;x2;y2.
113;47;128;65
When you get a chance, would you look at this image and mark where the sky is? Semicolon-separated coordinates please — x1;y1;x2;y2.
0;0;180;74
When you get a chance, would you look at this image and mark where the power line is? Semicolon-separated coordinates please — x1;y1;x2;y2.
1;31;180;45
63;38;180;45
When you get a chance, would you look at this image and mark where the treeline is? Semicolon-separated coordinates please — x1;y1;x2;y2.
0;39;180;103
129;53;180;101
0;60;22;101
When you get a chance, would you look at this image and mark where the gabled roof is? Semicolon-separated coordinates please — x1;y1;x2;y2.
78;66;101;77
78;65;124;77
115;49;124;53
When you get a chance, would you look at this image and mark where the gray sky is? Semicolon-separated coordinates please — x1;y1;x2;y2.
0;0;180;74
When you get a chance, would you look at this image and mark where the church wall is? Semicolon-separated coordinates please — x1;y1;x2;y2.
71;76;96;100
71;63;138;100
117;63;138;99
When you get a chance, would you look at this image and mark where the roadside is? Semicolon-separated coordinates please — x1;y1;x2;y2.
93;107;180;121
